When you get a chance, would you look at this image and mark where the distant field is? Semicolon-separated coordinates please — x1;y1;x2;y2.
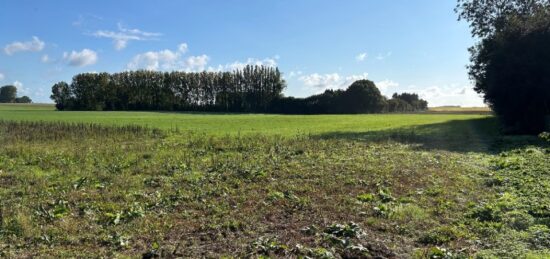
0;103;491;136
428;106;492;114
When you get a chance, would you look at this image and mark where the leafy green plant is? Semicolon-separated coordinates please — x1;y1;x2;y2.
356;193;375;202
419;226;461;245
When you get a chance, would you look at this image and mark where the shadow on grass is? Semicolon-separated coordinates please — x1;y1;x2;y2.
314;117;547;154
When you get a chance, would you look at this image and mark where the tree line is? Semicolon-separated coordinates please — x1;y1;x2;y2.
0;85;32;103
51;65;428;114
271;80;427;114
51;65;285;112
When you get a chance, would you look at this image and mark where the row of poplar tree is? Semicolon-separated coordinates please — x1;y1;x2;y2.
51;65;428;114
51;65;285;112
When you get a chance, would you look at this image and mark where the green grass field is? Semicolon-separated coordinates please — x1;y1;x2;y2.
0;104;548;258
0;103;491;136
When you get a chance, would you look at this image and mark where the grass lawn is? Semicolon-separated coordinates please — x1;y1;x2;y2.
0;104;548;258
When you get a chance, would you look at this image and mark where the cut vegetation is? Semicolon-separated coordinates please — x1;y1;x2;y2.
0;104;547;257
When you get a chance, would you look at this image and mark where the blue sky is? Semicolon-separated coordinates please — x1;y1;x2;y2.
0;0;484;106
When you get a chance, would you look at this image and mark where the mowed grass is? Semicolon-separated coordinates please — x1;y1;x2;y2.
0;104;490;136
0;104;548;258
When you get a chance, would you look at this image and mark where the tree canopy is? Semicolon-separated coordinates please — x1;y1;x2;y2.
51;67;428;114
51;66;286;112
0;85;17;103
270;80;428;114
0;85;32;103
457;0;550;134
456;0;550;37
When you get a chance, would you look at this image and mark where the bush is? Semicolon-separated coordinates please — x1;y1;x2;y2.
528;225;550;249
502;211;535;231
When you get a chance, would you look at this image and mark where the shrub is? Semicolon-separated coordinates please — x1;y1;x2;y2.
419;226;461;245
502;211;535;230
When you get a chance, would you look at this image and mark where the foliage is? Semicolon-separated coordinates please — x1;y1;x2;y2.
0;85;17;103
341;80;386;113
0;85;32;104
271;80;428;114
388;92;428;112
456;0;550;37
51;65;286;112
51;69;428;114
50;81;72;110
14;96;32;103
456;0;550;134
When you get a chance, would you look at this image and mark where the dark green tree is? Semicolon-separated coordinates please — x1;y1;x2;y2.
15;96;32;103
341;80;386;113
456;0;549;37
0;85;17;103
50;81;72;110
457;0;550;134
49;66;286;113
391;93;428;111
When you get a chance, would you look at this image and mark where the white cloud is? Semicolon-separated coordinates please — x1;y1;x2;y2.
454;87;467;95
13;80;23;89
178;43;188;54
300;73;341;89
376;51;392;60
0;73;4;81
376;79;399;95
41;54;50;63
63;49;98;67
92;23;162;50
344;73;370;84
4;36;45;55
356;52;367;61
299;72;369;92
127;43;208;71
286;70;303;79
184;55;209;71
127;50;179;70
401;84;485;107
13;80;30;95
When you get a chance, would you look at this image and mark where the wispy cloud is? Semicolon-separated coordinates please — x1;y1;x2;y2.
4;36;45;55
376;51;392;60
92;23;162;50
63;49;98;67
0;73;4;81
72;14;103;27
286;70;303;79
41;54;50;63
355;52;367;62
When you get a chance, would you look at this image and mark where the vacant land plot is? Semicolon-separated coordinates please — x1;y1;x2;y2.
0;104;548;258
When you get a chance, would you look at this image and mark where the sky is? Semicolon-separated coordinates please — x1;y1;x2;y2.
0;0;485;106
